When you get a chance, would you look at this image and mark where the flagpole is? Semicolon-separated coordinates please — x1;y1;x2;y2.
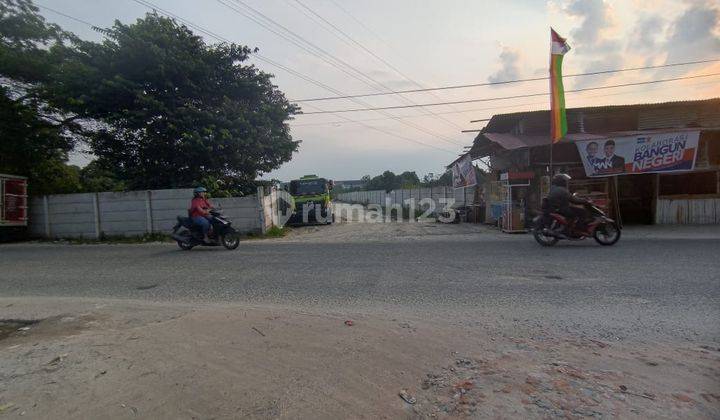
549;140;554;176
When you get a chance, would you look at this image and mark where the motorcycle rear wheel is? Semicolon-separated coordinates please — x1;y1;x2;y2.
593;222;621;246
177;241;194;251
221;232;240;250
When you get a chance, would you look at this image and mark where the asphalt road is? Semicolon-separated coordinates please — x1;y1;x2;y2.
1;225;718;343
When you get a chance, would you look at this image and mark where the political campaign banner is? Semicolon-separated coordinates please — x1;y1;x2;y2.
451;154;477;188
576;131;700;177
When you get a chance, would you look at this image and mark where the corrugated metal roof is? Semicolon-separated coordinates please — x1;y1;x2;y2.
470;127;718;158
481;98;720;133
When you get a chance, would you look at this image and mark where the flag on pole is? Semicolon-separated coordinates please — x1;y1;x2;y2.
549;28;570;143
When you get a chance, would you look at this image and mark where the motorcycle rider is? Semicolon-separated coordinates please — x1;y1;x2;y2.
189;187;213;243
547;174;590;234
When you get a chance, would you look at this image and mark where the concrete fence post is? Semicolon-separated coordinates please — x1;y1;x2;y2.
92;193;101;239
270;188;277;227
145;190;154;233
257;186;267;234
43;195;51;238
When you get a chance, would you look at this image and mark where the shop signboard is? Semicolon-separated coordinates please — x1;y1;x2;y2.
575;131;700;177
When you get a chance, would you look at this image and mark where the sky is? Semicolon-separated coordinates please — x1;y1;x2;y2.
39;0;720;181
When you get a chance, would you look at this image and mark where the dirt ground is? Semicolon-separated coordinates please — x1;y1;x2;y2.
1;297;718;419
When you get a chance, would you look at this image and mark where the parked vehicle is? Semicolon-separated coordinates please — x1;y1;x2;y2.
171;208;240;250
532;196;621;247
287;175;334;225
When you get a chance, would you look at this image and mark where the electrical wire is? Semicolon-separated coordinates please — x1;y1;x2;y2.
35;3;100;29
300;103;457;154
38;1;464;152
290;0;465;131
298;72;720;114
217;0;466;146
291;77;720;127
293;58;720;102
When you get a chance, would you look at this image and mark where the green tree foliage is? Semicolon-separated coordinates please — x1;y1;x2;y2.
0;0;81;195
78;160;126;192
0;0;69;83
45;14;299;194
359;166;486;191
365;170;402;192
421;170;453;187
398;171;420;188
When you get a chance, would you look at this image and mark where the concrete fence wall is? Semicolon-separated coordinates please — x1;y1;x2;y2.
28;187;280;239
335;186;476;212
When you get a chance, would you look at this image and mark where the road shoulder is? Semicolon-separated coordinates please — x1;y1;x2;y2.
1;297;717;419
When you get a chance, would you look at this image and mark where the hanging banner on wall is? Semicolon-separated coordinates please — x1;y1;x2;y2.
576;131;701;177
451;154;478;188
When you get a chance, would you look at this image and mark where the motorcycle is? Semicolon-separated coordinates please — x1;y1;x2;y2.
532;196;621;247
171;208;240;250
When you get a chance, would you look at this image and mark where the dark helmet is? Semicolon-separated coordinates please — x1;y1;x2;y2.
551;173;571;188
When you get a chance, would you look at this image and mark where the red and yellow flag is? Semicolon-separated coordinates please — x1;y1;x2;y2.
549;28;570;143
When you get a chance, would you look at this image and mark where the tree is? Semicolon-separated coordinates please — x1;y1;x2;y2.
0;0;81;195
366;170;401;192
79;160;126;192
45;14;299;194
421;170;453;187
398;171;420;188
437;170;454;186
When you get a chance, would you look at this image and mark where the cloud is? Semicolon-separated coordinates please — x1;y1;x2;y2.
487;47;522;84
566;0;615;47
628;14;666;52
561;0;626;88
663;1;720;63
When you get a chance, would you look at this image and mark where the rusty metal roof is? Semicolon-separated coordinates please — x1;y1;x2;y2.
466;98;720;159
469;127;719;159
480;97;720;133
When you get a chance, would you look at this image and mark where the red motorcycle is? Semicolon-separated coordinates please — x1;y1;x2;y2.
532;196;621;246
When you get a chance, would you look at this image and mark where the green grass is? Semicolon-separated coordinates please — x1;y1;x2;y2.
40;227;291;244
42;232;174;244
266;225;289;237
247;225;289;239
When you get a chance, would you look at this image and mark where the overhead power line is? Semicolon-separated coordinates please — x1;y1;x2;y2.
291;76;720;127
40;1;463;153
217;0;466;146
298;72;720;115
325;0;481;137
290;0;465;132
132;0;462;146
292;58;720;102
301;103;457;154
141;0;461;147
36;3;100;29
303;78;720;126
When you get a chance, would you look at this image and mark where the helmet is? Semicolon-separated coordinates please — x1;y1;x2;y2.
551;173;571;188
194;186;207;194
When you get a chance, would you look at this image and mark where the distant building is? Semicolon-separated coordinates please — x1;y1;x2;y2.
458;98;720;227
333;179;366;190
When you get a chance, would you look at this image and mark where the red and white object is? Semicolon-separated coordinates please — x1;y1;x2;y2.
0;174;28;226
